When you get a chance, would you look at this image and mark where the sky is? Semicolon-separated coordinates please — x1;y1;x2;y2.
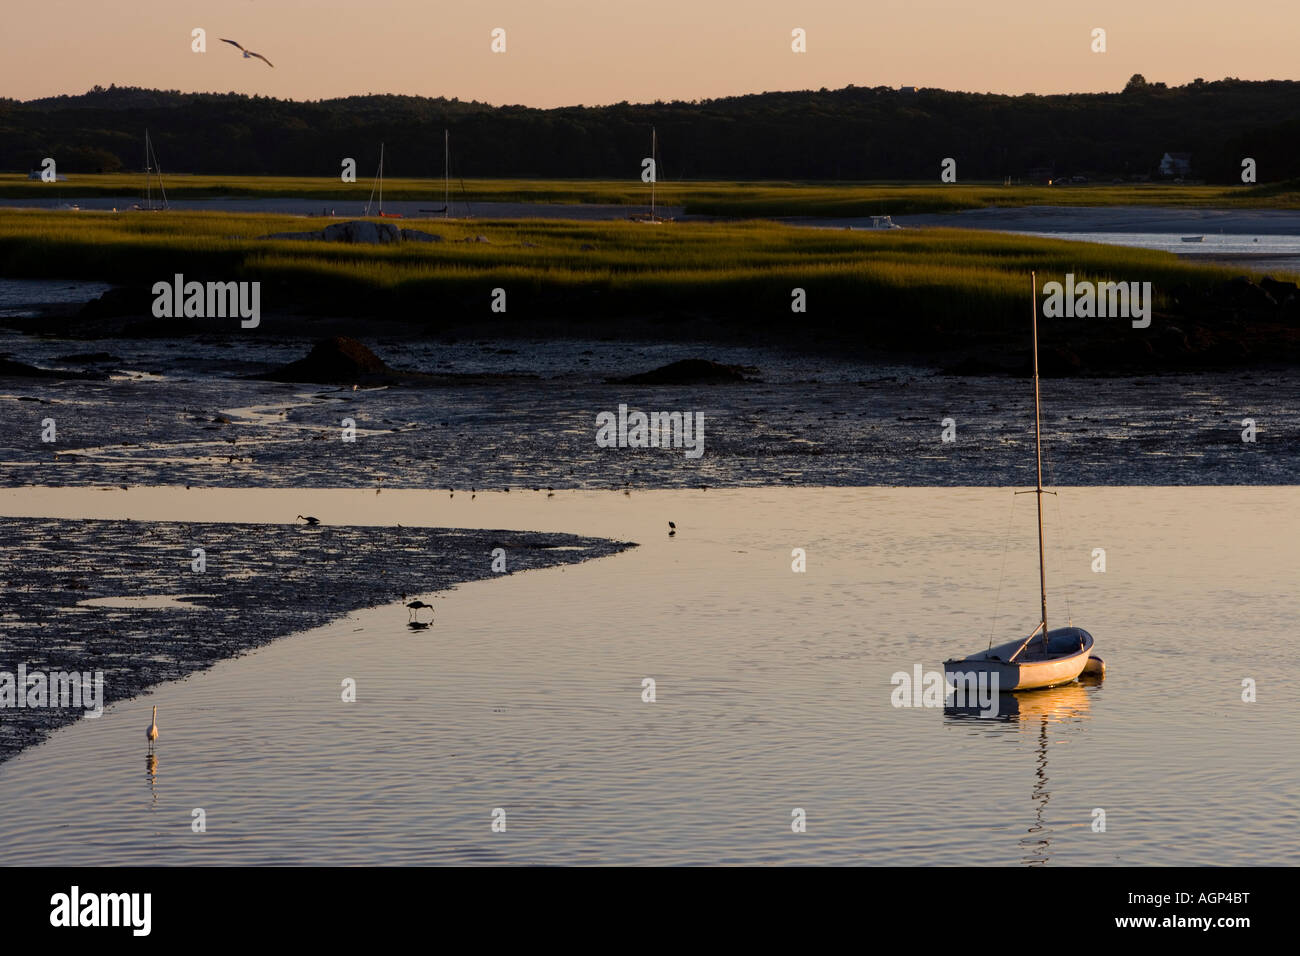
1;0;1294;106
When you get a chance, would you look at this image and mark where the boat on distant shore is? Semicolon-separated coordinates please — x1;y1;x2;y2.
628;127;673;224
418;129;461;218
869;215;902;229
943;270;1099;693
131;130;168;212
1181;235;1205;242
364;143;403;219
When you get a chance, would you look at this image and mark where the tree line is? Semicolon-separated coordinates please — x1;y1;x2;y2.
2;76;1298;182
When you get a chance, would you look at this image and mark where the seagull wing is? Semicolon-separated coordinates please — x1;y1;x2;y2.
220;38;246;52
250;51;275;68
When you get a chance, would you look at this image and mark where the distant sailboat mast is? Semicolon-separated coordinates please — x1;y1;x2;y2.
364;143;385;216
650;126;657;221
444;128;450;219
143;130;168;211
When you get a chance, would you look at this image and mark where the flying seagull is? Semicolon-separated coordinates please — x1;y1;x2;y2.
220;38;274;68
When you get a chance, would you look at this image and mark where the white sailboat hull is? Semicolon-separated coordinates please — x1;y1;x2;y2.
944;627;1094;692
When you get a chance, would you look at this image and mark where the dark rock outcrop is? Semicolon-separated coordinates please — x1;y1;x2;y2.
263;336;394;384
610;358;756;385
260;221;442;244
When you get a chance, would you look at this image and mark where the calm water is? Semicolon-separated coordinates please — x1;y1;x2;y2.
0;485;1295;865
1009;230;1300;258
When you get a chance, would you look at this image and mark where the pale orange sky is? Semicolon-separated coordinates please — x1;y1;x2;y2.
1;0;1293;106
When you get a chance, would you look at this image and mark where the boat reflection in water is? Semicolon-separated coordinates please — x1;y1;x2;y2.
944;680;1099;866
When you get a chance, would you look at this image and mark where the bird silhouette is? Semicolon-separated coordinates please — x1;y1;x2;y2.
296;515;320;526
220;38;274;67
668;521;676;537
407;600;434;623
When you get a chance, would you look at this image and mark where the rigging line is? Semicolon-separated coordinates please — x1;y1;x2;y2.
459;175;473;219
364;145;382;217
988;489;1019;649
149;136;168;209
1042;431;1074;627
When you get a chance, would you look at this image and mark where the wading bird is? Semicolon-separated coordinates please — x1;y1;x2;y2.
146;706;158;752
220;38;275;67
668;521;676;537
407;600;434;623
297;515;320;526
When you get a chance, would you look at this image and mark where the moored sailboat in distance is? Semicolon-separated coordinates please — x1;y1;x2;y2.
363;143;403;218
629;126;673;223
419;129;451;217
943;270;1100;692
133;129;168;211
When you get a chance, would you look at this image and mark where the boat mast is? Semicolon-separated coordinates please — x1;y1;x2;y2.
1032;270;1048;650
650;127;656;221
145;130;151;210
378;142;384;215
444;129;450;219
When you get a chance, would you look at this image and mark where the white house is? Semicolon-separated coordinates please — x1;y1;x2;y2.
1159;152;1192;176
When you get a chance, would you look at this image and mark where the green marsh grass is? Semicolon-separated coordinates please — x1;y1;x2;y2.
2;174;1297;217
0;208;1245;340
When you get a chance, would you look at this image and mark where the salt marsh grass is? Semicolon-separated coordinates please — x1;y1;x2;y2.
2;173;1296;216
0;207;1237;333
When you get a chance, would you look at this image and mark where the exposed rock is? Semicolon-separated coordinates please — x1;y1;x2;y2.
78;286;144;319
263;336;394;384
1212;276;1277;310
610;358;756;385
0;357;106;380
1260;276;1299;305
400;229;442;243
323;220;402;244
259;221;440;244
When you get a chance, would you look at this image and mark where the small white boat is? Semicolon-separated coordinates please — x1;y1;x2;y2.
948;625;1094;691
944;271;1098;693
869;215;902;229
1180;235;1204;242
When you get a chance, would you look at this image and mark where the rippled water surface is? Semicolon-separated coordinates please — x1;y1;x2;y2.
0;486;1294;865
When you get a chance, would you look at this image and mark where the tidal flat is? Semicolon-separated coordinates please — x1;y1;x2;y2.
0;515;631;763
0;337;1295;488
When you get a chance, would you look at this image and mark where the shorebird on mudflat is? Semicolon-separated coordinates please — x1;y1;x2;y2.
407;600;434;623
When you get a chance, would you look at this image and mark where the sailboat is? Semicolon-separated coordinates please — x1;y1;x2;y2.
629;127;673;223
134;130;168;211
363;143;403;218
943;271;1100;692
419;129;451;217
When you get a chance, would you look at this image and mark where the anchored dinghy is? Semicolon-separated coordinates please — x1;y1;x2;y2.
944;271;1099;692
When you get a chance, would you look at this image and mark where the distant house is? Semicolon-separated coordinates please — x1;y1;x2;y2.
1027;166;1055;185
1159;152;1192;177
899;86;917;93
